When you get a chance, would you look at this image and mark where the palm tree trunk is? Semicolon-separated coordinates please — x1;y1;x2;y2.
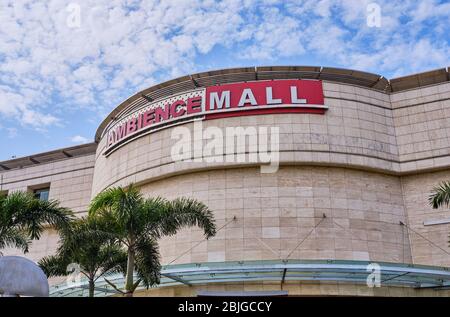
89;279;95;297
125;248;135;297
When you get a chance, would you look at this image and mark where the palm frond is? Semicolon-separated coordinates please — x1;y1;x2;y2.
89;185;144;238
60;216;118;250
41;215;128;283
86;185;216;294
20;200;72;240
0;191;30;227
429;181;450;209
89;187;124;215
134;236;161;288
147;197;216;239
97;245;128;277
38;255;72;277
1;191;73;240
89;185;142;215
0;226;30;253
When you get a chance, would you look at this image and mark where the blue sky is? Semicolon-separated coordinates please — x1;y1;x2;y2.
0;0;449;160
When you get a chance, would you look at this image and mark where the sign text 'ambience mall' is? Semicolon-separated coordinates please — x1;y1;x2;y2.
106;79;326;153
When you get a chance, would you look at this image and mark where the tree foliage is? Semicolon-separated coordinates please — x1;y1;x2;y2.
0;191;72;253
89;184;216;295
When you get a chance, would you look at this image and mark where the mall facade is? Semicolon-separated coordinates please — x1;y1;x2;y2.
1;66;450;296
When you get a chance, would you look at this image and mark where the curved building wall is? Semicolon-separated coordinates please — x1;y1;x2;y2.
91;75;450;270
138;166;410;265
401;170;450;267
91;79;450;194
92;81;399;195
2;66;450;296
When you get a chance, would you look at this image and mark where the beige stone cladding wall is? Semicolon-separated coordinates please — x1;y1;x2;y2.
92;81;399;196
138;166;411;265
401;169;450;268
91;80;450;271
0;154;95;261
92;80;450;195
392;82;450;172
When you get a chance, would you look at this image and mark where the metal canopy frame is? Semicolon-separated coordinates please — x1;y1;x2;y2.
0;142;97;171
49;259;450;297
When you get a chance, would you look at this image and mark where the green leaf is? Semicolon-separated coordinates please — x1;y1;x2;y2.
0;191;73;251
87;184;217;294
134;236;161;288
429;181;450;209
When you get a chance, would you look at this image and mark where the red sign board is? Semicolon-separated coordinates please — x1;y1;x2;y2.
106;79;325;152
204;79;324;120
206;79;324;108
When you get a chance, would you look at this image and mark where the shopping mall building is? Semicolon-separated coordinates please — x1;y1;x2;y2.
1;66;450;296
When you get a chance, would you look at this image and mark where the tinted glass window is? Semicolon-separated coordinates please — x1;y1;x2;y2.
34;188;50;201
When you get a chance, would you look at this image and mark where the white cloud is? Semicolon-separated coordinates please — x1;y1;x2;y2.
70;135;90;144
0;124;18;139
348;39;450;77
7;127;17;138
0;0;448;138
410;0;450;22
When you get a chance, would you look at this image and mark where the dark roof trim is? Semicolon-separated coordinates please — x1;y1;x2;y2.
95;66;449;142
0;142;97;172
390;67;449;92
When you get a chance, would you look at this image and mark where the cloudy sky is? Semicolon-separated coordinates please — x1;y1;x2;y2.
0;0;449;160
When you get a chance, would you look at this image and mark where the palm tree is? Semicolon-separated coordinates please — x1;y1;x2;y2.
0;191;73;254
429;181;450;249
39;217;128;297
429;181;450;209
89;184;216;296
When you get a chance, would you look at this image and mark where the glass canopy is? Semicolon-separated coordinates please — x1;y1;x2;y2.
49;259;450;297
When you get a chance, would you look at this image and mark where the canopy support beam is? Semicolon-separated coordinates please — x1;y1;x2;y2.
162;273;192;286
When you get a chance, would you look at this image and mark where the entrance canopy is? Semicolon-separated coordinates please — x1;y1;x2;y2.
49;259;450;297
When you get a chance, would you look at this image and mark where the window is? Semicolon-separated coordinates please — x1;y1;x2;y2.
28;183;51;201
33;187;50;201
